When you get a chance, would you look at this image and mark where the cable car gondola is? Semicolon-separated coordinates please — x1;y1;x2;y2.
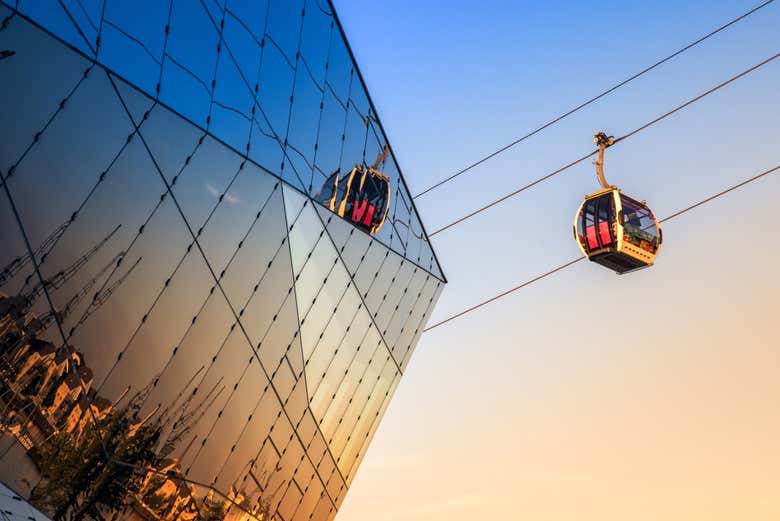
574;132;662;274
315;146;391;236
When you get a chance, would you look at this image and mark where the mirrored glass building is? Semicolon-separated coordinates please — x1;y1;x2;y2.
0;1;445;520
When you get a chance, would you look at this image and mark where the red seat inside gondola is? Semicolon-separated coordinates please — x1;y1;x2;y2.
598;221;612;245
586;225;599;249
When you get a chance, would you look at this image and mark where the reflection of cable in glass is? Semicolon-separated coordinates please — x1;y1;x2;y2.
73;0;98;31
392;219;425;241
224;7;263;48
0;11;16;32
262;33;295;69
325;80;347;110
312;0;333;16
299;54;325;92
164;53;211;93
101;21;154;58
211;100;252;121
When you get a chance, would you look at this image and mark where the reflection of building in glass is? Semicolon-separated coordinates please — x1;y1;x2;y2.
0;1;444;521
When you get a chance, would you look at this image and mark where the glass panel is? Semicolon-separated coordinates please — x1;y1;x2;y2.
217;172;285;311
340;106;366;176
312;88;346;189
248;107;284;177
298;0;331;96
337;362;397;476
177;330;265;491
394;277;441;366
304;280;362;399
100;0;168;95
374;262;416;333
621;195;659;252
192;160;279;276
308;295;372;425
287;67;323;193
344;374;400;485
0;192;59;499
210;44;254;153
255;41;294;165
221;0;266;85
384;269;431;357
324;467;344;506
306;428;327;468
400;283;444;371
324;33;351;110
388;176;412;255
3;69;134;269
316;321;379;441
282;148;313;195
212;381;279;492
17;0;97;56
160;0;220;127
0;189;32;294
110;73;158;126
311;493;335;521
0;14;91;173
155;133;244;234
278;478;303;521
352;243;391;303
293;476;324;521
295;408;318;450
282;367;309;427
580;197;598;251
265;0;304;66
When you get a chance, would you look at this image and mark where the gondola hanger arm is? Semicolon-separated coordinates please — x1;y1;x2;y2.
372;144;390;170
593;131;615;189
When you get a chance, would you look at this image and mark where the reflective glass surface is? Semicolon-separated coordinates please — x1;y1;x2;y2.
621;195;659;252
0;3;444;520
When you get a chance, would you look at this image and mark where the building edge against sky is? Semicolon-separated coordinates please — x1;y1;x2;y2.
0;1;444;521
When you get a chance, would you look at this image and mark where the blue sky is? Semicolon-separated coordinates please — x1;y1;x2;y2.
333;1;780;519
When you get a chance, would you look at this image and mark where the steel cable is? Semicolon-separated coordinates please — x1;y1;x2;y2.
423;163;780;332
413;0;776;199
428;51;780;237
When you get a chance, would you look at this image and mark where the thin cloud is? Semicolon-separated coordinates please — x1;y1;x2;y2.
205;183;241;205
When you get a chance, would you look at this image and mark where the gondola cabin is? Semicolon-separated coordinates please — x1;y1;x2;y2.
574;187;661;274
316;165;391;235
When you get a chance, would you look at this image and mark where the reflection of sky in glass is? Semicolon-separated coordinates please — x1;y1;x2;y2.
0;4;446;519
8;0;443;279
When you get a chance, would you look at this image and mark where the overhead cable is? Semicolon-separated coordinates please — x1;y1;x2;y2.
423;163;780;332
413;0;777;199
428;51;780;237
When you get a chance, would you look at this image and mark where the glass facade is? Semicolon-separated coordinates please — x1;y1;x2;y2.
0;2;444;521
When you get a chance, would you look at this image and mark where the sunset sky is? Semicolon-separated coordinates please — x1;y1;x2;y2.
332;0;780;519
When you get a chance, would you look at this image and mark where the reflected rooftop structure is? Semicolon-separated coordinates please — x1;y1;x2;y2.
0;1;444;520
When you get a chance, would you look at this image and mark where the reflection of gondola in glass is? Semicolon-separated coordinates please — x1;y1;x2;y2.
574;132;662;274
315;146;391;235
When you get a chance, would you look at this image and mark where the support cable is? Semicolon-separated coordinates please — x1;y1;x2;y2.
428;51;780;237
413;0;776;199
423;163;780;332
